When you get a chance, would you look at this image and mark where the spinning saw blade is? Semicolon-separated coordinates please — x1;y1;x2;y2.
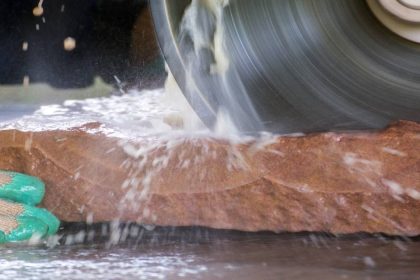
151;0;420;134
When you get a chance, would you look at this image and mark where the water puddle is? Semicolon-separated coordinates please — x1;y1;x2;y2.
1;227;419;279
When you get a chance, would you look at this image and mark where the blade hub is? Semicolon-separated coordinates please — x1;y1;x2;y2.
368;0;420;43
399;0;420;10
378;0;420;22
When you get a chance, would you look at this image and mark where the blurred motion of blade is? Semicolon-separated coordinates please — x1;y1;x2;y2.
151;0;420;134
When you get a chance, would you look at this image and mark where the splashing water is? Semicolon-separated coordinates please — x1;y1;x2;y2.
0;1;418;279
0;0;417;245
176;0;263;132
0;68;267;238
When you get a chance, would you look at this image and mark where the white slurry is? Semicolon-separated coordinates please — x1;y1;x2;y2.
0;88;202;139
179;0;230;74
381;147;407;157
178;0;262;132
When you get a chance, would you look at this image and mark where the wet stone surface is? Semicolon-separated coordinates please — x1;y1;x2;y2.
0;227;419;280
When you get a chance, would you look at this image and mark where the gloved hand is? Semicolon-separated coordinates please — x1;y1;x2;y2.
0;171;60;243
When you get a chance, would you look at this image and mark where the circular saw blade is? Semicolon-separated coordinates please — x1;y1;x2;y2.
151;0;420;134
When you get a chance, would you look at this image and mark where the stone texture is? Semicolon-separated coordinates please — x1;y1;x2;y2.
0;121;418;236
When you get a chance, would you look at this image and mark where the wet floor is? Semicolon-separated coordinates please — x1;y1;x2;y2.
1;226;419;280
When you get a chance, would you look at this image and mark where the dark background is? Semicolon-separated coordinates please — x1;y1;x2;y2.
0;0;165;89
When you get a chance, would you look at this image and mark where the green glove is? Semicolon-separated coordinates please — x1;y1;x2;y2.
0;171;60;243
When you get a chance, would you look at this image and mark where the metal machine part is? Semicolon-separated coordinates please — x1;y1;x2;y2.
151;0;420;134
368;0;420;43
